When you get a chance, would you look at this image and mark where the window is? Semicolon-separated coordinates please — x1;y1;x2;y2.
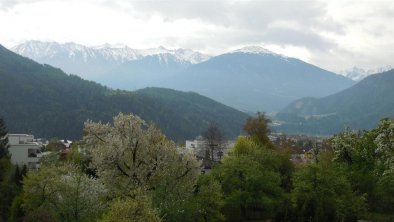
28;149;37;157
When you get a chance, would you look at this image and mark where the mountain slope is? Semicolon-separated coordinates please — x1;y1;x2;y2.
276;69;394;134
13;42;354;113
162;47;355;113
12;41;210;89
0;44;247;142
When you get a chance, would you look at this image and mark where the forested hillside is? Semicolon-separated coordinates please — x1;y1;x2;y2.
0;44;248;141
275;69;394;134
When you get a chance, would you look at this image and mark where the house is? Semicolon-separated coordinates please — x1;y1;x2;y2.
185;136;207;154
186;136;235;170
8;134;43;169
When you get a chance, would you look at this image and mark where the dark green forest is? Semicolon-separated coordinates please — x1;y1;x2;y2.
0;44;248;142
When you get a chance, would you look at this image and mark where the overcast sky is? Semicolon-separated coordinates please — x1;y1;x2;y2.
1;0;393;73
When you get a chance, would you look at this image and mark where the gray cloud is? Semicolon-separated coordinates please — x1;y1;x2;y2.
1;0;394;72
116;0;344;53
129;0;335;30
261;27;337;50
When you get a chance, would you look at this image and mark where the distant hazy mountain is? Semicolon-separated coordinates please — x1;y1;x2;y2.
275;69;394;135
342;65;392;81
162;46;355;113
13;42;354;113
12;41;210;89
0;44;247;142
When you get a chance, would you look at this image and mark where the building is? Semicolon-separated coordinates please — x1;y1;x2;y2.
185;136;207;154
8;134;43;169
186;136;235;161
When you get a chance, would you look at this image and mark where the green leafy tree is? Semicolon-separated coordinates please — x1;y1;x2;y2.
0;117;18;222
211;137;284;221
9;194;24;222
99;195;161;222
187;175;225;222
0;159;16;221
243;112;272;146
292;153;366;222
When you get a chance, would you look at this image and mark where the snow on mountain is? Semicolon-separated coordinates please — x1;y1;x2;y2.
139;46;210;64
12;41;211;65
13;41;98;62
342;66;393;81
230;46;288;61
232;46;275;54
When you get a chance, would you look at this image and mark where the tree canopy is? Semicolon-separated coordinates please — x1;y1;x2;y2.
243;112;272;146
81;113;200;220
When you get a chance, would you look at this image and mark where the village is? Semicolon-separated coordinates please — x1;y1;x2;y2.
7;132;324;171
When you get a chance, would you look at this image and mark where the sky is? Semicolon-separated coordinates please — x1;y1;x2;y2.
0;0;393;73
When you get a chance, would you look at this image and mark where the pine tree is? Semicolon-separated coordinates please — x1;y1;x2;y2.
0;117;9;159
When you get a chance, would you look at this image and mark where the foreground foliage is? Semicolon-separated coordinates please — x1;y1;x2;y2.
98;195;161;222
81;113;200;220
331;118;394;217
2;113;393;222
291;154;365;221
22;163;106;222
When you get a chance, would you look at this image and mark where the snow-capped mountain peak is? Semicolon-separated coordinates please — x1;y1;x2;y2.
230;46;288;60
12;41;97;62
233;46;273;54
341;65;393;81
231;46;282;55
12;41;211;65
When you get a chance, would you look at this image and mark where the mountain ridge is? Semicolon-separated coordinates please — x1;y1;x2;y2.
162;51;355;113
11;41;355;113
275;69;394;134
13;40;211;64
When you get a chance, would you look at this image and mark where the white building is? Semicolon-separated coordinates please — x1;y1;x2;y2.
185;136;235;160
8;134;43;169
185;136;207;154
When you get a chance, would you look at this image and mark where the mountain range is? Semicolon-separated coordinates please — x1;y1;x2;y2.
13;41;210;90
0;44;248;142
12;41;355;113
275;69;394;135
163;46;355;112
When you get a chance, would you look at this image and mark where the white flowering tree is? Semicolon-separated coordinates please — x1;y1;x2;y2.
81;113;200;220
374;119;394;211
375;118;394;172
331;118;394;214
22;163;106;222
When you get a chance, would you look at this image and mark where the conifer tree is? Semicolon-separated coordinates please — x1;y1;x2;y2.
0;117;9;159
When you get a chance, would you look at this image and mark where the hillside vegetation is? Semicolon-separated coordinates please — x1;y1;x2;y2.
0;44;248;141
276;69;394;134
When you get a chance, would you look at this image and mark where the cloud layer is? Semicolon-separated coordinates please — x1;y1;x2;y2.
1;0;393;72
